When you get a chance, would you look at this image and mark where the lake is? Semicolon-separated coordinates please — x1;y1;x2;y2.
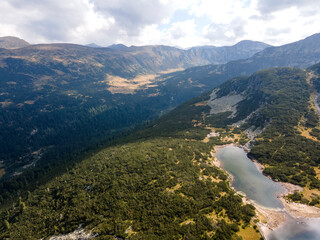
214;145;320;240
214;145;285;209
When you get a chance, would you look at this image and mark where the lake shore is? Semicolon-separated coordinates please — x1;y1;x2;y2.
212;144;320;240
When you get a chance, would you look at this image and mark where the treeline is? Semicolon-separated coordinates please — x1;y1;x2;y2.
0;90;213;205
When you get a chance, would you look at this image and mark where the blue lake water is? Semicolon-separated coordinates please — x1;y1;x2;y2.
214;145;320;240
214;145;285;209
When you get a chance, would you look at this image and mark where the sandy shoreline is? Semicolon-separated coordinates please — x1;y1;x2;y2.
211;144;320;239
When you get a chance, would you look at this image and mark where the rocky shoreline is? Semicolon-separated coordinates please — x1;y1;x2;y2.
212;144;320;240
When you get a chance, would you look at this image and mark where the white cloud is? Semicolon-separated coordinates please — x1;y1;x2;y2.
131;20;209;48
164;20;209;48
88;0;172;37
256;0;319;15
0;0;319;47
191;0;252;24
204;17;247;46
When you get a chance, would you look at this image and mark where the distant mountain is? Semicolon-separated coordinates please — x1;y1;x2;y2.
107;40;271;67
107;43;128;50
0;33;316;199
85;43;102;48
0;40;269;79
160;33;320;92
186;40;271;65
0;36;30;49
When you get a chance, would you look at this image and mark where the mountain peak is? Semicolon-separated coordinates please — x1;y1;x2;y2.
305;32;320;39
85;43;102;48
233;40;271;49
0;36;30;49
108;43;128;50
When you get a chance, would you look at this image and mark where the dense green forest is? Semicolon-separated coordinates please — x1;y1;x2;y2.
1;33;320;207
187;66;320;192
2;64;320;238
0;94;259;239
0;57;223;204
246;68;320;192
0;39;269;180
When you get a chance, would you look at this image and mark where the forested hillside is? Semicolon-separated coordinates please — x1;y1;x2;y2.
0;39;268;181
0;93;259;240
0;34;318;189
208;67;320;191
2;65;320;239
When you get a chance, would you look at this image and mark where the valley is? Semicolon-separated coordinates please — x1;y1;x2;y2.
1;63;320;239
0;39;270;183
1;33;320;239
3;0;320;239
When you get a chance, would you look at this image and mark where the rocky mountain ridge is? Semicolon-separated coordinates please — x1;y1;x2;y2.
160;33;320;90
0;36;30;49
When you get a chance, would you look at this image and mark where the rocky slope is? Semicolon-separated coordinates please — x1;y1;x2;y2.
161;33;320;90
0;36;30;49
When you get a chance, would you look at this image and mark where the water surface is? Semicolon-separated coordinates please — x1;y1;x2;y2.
215;145;285;209
269;217;320;240
214;145;320;240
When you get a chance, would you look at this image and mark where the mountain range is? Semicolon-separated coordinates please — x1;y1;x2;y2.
158;33;320;92
1;34;320;185
1;33;320;239
0;38;269;178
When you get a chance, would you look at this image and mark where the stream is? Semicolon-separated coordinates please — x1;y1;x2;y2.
214;145;320;240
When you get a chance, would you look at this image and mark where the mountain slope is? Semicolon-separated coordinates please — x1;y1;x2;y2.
0;39;270;179
0;88;258;240
0;36;30;49
135;65;320;192
0;34;317;201
2;65;320;239
198;67;320;188
115;40;270;68
161;33;320;91
147;65;320;194
187;40;270;65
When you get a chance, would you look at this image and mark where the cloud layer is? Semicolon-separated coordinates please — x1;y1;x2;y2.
0;0;319;47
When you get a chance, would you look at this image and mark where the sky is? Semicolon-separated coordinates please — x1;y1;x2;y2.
0;0;319;48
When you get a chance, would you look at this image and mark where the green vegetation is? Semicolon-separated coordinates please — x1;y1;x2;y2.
2;61;320;238
1;34;320;208
287;190;320;207
0;50;232;205
0;93;257;239
0;60;221;205
239;68;320;189
179;66;320;190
